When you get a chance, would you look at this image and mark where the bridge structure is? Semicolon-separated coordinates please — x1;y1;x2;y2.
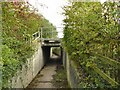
32;27;62;47
32;27;64;64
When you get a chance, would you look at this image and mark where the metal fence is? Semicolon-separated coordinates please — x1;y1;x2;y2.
40;27;58;39
32;27;63;40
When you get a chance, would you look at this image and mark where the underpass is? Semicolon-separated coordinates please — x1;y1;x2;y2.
26;54;61;88
26;28;65;88
4;27;68;89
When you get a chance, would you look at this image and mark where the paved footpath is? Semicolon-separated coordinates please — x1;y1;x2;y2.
27;57;59;88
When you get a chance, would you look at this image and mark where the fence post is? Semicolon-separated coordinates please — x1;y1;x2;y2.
40;27;42;39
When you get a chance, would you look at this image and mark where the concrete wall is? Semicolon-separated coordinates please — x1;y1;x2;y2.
9;43;45;88
62;50;66;68
64;53;80;88
42;46;50;63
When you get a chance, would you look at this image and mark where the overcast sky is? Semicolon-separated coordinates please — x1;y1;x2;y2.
28;0;68;38
28;0;106;27
28;0;106;38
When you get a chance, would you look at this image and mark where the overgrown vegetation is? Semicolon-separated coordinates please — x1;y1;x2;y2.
63;1;119;88
52;47;61;56
41;19;57;39
52;65;69;88
1;1;57;88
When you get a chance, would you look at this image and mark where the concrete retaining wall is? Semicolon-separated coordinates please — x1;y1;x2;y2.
62;50;66;68
65;53;80;88
9;43;45;88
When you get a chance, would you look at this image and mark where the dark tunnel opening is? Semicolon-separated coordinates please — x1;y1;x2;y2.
42;46;63;65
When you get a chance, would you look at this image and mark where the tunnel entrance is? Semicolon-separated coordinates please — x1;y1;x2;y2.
42;46;63;65
27;46;66;88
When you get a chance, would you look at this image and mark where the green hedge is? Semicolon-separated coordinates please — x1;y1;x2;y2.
63;2;119;88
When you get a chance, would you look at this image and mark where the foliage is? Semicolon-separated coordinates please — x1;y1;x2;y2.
52;47;61;56
1;1;56;88
41;19;57;39
63;1;119;88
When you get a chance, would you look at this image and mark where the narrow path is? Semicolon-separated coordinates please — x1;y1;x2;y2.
26;56;60;88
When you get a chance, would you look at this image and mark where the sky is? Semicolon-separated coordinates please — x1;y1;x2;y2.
28;0;68;38
28;0;106;38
